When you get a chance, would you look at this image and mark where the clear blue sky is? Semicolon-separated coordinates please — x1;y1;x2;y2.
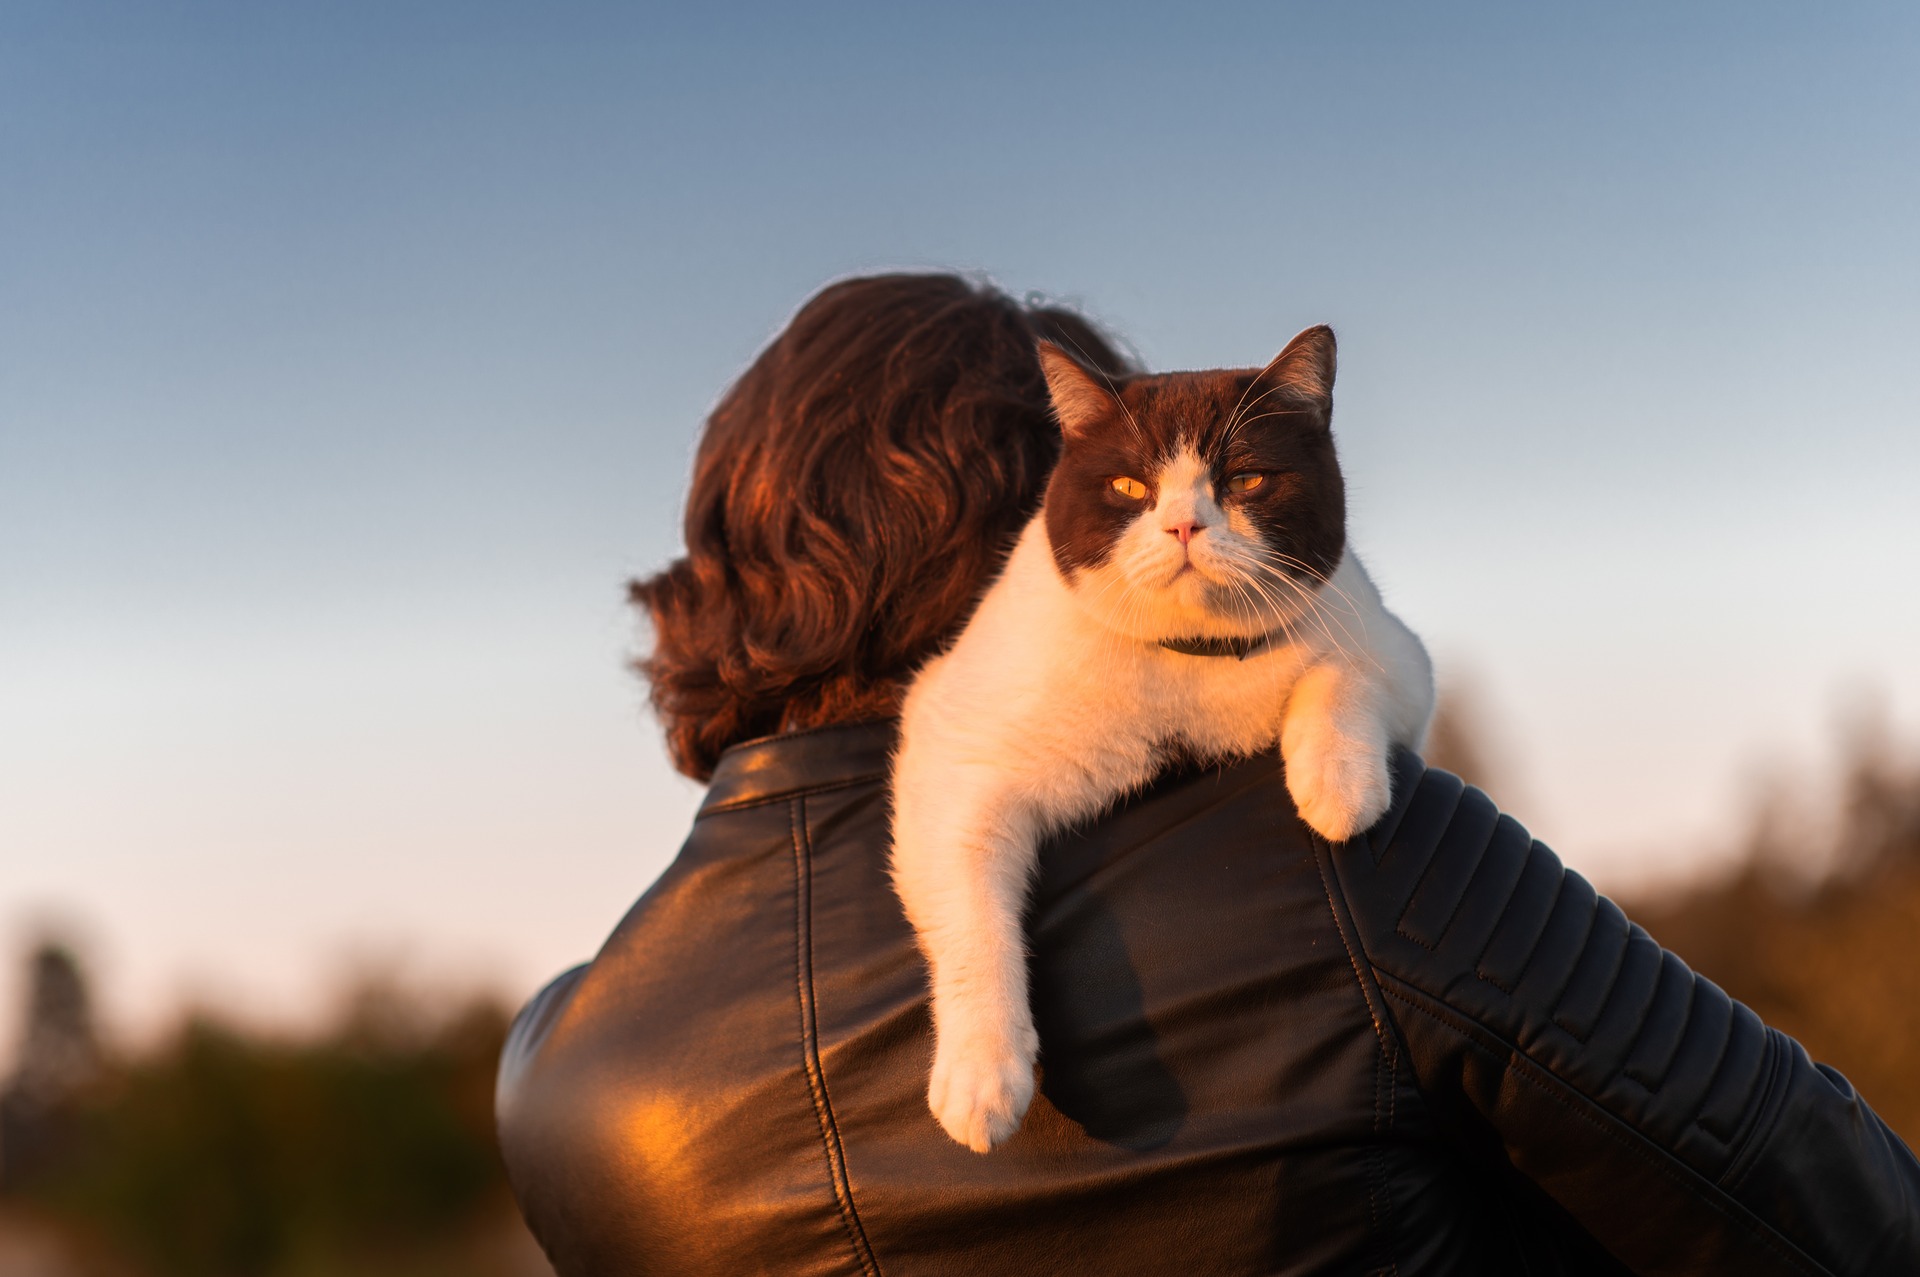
3;1;1917;1047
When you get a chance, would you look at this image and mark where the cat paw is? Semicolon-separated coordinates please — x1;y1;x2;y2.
1286;737;1391;843
928;1017;1039;1153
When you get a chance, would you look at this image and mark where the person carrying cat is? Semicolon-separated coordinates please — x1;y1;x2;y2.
496;272;1920;1276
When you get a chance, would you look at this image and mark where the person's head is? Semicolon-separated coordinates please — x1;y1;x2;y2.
632;273;1132;780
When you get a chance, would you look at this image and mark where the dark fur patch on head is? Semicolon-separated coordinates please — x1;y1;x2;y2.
1042;327;1346;582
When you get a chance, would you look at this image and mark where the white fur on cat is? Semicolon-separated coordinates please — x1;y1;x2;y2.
890;349;1434;1152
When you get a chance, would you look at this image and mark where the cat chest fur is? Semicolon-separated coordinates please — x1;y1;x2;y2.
911;523;1325;782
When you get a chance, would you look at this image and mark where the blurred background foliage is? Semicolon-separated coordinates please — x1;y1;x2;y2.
2;691;1915;1276
0;966;551;1277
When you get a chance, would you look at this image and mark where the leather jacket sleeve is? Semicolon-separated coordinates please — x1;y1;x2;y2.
1322;752;1920;1277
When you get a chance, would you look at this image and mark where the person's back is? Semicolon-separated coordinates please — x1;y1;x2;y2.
497;275;1920;1274
497;724;1536;1274
497;720;1919;1275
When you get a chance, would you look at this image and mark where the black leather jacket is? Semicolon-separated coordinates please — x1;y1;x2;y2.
496;720;1920;1275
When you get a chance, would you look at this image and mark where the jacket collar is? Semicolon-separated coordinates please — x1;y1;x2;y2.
698;718;898;816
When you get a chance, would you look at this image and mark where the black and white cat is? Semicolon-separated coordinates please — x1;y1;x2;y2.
890;326;1435;1152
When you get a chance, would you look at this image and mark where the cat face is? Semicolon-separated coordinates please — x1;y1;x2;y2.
1038;327;1347;642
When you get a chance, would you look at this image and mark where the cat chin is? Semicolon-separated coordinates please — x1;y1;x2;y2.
1118;553;1300;638
1068;577;1283;644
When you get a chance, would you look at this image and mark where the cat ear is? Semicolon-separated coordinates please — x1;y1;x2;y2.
1037;341;1117;437
1254;325;1337;425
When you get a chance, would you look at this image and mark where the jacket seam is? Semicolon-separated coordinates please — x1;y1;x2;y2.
1467;839;1539;995
789;797;883;1277
1389;779;1468;952
1368;1048;1400;1277
1719;1030;1790;1195
1312;840;1405;1063
1475;867;1564;997
1547;903;1630;1045
1376;977;1827;1277
1312;837;1403;1276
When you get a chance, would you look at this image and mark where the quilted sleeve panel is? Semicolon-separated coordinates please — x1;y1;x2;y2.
1323;750;1920;1277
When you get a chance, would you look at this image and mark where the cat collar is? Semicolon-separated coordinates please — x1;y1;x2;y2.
1157;631;1280;660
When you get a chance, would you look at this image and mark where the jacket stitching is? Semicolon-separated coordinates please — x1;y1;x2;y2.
1690;1001;1755;1149
1468;839;1539;994
1377;979;1825;1277
1363;1050;1385;1273
1382;1049;1400;1277
1534;881;1601;1031
789;797;883;1277
1387;1046;1399;1131
1369;1050;1400;1277
1313;837;1403;1276
1548;902;1630;1045
1475;866;1564;997
1620;954;1692;1096
1394;926;1440;953
1389;781;1467;947
1312;839;1403;1063
1720;1031;1790;1194
1396;791;1500;953
1363;749;1428;863
1475;966;1516;994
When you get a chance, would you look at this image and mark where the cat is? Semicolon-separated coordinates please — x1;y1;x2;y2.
889;326;1435;1152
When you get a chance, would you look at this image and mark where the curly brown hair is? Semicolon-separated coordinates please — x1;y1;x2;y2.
630;273;1133;780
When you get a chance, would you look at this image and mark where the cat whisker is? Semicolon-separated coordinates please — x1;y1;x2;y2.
1262;552;1370;631
1220;370;1272;449
1221;381;1306;447
1257;564;1348;643
1221;403;1310;447
1259;567;1386;678
1231;569;1304;639
1226;573;1318;694
1225;573;1296;651
1226;554;1341;647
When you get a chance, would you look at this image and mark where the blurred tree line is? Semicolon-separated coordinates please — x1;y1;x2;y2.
0;960;551;1277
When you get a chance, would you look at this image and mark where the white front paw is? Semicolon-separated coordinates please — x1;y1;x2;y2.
927;1006;1038;1153
1284;728;1391;843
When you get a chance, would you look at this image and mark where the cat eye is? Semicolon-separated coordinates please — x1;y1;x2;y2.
1226;472;1266;494
1110;476;1149;500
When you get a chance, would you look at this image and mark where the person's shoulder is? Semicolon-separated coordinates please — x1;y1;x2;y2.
1032;746;1355;945
1320;749;1569;989
496;962;589;1129
1091;747;1319;854
1081;744;1438;864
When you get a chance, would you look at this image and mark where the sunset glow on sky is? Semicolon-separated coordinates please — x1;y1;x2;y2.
3;1;1917;1053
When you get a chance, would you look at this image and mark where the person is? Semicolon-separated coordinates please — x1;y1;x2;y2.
494;274;1920;1275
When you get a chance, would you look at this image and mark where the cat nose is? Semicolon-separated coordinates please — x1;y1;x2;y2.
1165;520;1203;545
